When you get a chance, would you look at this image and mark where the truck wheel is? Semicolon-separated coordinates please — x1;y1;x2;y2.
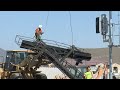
35;73;47;79
9;73;24;79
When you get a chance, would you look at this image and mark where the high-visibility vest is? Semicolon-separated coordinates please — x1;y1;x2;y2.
84;71;92;79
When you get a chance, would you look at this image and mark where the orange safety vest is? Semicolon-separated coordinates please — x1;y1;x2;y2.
35;28;42;35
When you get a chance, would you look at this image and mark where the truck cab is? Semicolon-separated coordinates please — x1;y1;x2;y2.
4;50;34;71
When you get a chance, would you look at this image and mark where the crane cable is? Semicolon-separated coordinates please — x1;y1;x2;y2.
44;11;49;33
44;11;73;47
68;11;74;60
69;11;74;46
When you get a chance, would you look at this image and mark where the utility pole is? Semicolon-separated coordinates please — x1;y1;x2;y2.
108;11;113;79
96;11;120;79
96;11;113;79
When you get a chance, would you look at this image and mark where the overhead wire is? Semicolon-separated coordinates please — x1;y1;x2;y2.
68;11;74;46
68;11;75;60
44;11;49;33
44;11;74;48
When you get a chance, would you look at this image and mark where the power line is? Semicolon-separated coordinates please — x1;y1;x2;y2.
44;11;49;33
69;11;73;46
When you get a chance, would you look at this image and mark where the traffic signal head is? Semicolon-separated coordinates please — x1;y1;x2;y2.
96;17;100;33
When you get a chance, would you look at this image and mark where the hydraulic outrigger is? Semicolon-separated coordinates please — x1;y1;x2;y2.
7;35;92;79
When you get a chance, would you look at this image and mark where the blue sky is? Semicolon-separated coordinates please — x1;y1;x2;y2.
0;11;119;50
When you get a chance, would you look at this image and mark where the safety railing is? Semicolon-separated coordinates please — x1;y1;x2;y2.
15;35;35;46
15;35;71;49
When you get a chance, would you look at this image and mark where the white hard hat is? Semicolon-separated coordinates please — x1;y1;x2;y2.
38;25;42;28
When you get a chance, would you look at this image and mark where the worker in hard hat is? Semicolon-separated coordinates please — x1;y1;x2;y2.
35;25;44;41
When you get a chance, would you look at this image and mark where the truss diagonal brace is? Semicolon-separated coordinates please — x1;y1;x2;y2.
60;47;74;62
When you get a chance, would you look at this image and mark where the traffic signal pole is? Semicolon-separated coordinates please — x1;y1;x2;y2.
108;11;113;79
96;11;113;79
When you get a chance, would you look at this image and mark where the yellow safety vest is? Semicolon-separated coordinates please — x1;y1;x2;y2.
84;71;92;79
